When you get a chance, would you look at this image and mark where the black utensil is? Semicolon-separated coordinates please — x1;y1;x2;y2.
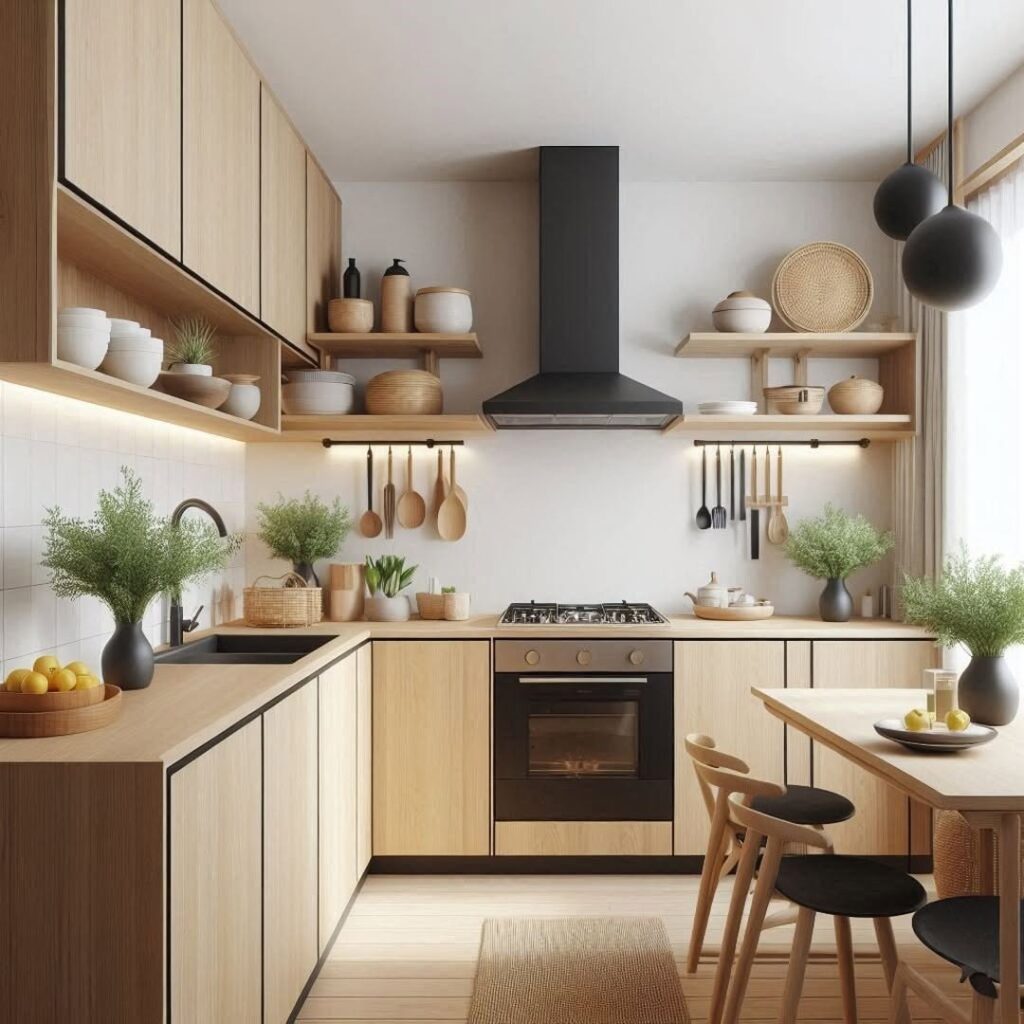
751;447;760;559
739;448;746;522
729;444;735;521
696;448;711;530
712;445;727;528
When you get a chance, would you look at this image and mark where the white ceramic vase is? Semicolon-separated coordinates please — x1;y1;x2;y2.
365;594;412;622
170;362;213;376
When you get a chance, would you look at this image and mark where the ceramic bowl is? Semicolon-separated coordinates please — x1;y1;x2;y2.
764;384;825;415
98;348;162;387
281;379;355;416
414;287;473;333
58;312;111;329
156;371;231;408
220;381;262;420
57;328;110;370
59;307;106;319
711;291;772;333
283;369;353;384
106;333;163;354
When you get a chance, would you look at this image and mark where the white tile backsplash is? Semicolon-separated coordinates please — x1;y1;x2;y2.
0;382;246;671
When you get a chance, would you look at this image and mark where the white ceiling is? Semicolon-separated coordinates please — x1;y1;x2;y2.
218;0;1024;182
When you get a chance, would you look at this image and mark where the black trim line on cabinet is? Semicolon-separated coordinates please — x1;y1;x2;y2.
57;0;66;181
260;713;266;1023
371;855;705;874
164;760;172;1024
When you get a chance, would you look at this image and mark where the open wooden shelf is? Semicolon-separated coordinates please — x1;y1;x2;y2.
665;413;914;440
308;333;481;360
278;413;493;443
675;332;917;359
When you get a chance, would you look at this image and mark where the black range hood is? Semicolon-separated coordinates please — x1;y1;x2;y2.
483;146;681;429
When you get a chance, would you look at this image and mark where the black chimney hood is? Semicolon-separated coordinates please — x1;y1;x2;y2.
483;146;681;429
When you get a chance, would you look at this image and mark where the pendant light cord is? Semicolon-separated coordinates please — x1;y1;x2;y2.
947;0;954;204
906;0;913;163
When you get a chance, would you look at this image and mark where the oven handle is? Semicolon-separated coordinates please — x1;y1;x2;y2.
518;676;648;685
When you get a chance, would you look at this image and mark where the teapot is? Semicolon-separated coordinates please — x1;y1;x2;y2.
685;572;729;609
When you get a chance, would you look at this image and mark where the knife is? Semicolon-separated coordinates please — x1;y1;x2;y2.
739;448;746;522
729;444;735;521
750;447;760;560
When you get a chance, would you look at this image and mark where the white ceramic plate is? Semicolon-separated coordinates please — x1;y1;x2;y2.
874;718;997;753
698;401;758;415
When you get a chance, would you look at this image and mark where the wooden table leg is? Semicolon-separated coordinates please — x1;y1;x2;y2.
996;812;1020;1024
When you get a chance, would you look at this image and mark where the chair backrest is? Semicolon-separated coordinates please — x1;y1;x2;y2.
728;791;833;852
684;733;754;822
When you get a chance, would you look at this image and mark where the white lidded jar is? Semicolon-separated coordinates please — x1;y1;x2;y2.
414;286;473;334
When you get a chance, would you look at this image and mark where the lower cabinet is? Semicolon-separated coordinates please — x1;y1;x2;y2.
169;719;262;1022
356;643;373;875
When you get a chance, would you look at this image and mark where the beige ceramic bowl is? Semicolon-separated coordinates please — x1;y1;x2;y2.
764;384;825;415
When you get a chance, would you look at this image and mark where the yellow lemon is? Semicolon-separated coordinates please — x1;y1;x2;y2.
64;660;91;677
946;708;971;732
75;674;101;691
50;668;78;692
21;672;50;695
903;708;931;732
33;655;59;677
5;669;30;693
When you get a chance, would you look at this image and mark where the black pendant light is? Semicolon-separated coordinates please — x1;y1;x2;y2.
902;0;1002;310
873;0;945;240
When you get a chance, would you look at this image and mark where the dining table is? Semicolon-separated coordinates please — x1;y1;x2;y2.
752;686;1023;1024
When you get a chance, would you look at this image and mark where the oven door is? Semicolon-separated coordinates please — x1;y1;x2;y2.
494;673;673;821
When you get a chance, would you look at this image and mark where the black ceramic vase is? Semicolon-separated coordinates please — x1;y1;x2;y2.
819;578;853;622
293;561;320;586
102;621;154;691
957;656;1019;726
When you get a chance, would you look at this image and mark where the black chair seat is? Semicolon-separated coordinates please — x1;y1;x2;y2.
751;784;855;826
913;896;1024;990
774;855;927;918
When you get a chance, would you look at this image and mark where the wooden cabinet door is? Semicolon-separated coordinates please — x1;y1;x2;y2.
261;87;307;346
674;640;786;855
373;641;490;856
811;640;939;857
263;682;318;1023
170;721;262;1022
319;657;357;953
306;155;341;337
183;0;259;311
357;643;373;875
63;0;181;256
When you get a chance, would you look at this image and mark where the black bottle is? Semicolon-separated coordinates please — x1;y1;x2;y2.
343;257;361;299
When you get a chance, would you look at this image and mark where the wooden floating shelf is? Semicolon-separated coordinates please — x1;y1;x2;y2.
665;413;914;440
308;333;481;360
675;332;917;359
277;413;493;443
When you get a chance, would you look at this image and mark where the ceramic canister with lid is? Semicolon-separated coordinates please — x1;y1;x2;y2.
414;286;473;334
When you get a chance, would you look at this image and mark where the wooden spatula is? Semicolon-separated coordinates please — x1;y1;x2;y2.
437;447;467;541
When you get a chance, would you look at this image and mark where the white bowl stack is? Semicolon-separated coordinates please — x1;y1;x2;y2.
99;319;164;388
57;307;111;369
281;369;355;415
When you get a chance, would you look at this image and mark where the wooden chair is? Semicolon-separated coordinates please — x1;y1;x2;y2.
684;734;855;974
719;792;927;1024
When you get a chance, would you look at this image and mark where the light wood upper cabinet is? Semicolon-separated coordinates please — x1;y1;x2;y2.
263;682;319;1023
811;640;939;856
319;656;358;953
306;155;342;336
261;87;307;346
357;643;373;875
373;641;490;856
170;721;262;1023
63;0;181;257
674;640;786;855
183;0;260;312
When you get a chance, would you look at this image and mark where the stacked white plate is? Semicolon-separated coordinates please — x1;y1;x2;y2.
57;307;111;370
281;369;355;415
697;401;758;416
99;319;164;387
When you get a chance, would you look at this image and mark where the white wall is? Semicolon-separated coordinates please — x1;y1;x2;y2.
0;382;246;678
965;63;1024;178
247;179;896;616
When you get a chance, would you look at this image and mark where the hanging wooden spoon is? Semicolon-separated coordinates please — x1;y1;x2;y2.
767;446;790;544
437;446;467;541
358;446;382;538
432;448;447;517
449;446;468;511
396;446;426;528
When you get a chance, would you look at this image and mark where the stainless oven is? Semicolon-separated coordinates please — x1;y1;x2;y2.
493;640;673;821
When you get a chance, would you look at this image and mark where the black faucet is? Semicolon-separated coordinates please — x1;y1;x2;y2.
168;498;229;647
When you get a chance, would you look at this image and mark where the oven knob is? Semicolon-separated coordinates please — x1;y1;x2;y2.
524;649;540;666
576;649;592;666
629;649;645;666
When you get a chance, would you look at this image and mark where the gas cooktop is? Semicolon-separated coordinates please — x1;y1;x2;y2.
499;601;669;626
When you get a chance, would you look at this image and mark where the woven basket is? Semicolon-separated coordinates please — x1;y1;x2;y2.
771;242;874;333
828;375;884;414
243;572;323;628
933;809;1024;897
365;369;443;415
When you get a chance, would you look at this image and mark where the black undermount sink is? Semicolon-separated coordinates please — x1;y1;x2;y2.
154;633;333;666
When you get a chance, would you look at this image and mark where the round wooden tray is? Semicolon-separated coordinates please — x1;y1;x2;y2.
692;604;775;621
0;684;122;738
0;684;106;714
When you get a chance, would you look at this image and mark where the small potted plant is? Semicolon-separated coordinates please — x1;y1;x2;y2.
442;585;471;621
169;314;217;375
903;545;1024;725
784;504;893;622
364;555;417;621
42;468;240;690
256;491;351;586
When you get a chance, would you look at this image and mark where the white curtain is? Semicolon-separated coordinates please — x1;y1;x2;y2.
944;160;1024;674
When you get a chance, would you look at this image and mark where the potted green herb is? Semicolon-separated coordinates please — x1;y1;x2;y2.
364;555;417;621
256;492;351;586
903;545;1024;725
169;314;217;376
784;504;893;622
42;468;240;690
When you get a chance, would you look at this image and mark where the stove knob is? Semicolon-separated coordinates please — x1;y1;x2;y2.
629;649;645;666
524;649;540;666
576;649;592;666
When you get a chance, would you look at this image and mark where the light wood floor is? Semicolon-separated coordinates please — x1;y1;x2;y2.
299;873;969;1023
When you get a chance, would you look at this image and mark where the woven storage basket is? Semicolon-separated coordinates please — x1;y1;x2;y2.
771;242;874;333
365;369;443;415
933;809;1024;897
243;572;323;628
827;375;884;414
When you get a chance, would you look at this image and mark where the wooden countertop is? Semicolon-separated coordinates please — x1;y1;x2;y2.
0;615;932;767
